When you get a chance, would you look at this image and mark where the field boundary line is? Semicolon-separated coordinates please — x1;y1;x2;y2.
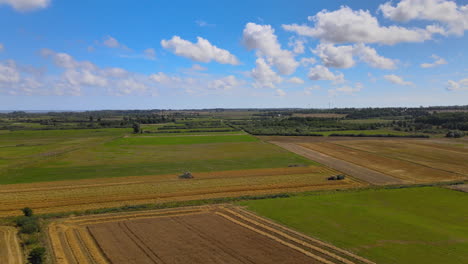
331;141;468;178
234;207;376;264
221;207;355;264
64;227;89;264
68;209;209;225
118;222;163;263
76;227;108;264
48;223;70;264
74;211;209;226
215;211;334;264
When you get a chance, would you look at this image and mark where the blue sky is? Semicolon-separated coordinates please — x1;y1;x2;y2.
0;0;467;110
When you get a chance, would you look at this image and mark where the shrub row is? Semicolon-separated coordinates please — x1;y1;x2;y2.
328;133;429;138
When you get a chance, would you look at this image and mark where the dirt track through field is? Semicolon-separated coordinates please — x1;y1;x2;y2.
48;205;374;264
0;226;22;264
271;142;405;185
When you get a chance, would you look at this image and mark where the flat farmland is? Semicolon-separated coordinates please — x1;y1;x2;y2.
0;129;316;184
0;166;363;216
0;226;22;264
48;205;374;264
241;187;468;264
265;136;467;184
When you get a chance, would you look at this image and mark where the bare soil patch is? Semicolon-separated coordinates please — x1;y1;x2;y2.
48;205;374;264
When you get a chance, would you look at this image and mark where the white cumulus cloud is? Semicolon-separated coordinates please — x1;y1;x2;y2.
314;43;396;69
420;54;447;68
379;0;468;35
308;65;344;83
288;77;304;84
243;23;298;75
251;58;283;88
446;78;468;91
384;74;413;85
0;0;50;12
282;6;442;45
208;75;242;91
161;36;239;65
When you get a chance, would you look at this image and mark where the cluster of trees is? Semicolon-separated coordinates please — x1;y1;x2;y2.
15;208;45;264
233;117;386;136
416;112;468;130
446;130;465;138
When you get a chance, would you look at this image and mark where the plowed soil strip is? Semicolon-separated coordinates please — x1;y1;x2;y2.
49;206;376;264
272;142;404;185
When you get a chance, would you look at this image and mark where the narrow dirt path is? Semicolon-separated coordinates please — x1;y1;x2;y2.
271;142;405;185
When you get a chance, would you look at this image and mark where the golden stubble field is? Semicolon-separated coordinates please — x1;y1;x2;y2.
47;205;375;264
0;166;363;217
264;136;468;184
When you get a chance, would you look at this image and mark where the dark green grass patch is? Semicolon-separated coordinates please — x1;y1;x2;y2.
240;187;468;264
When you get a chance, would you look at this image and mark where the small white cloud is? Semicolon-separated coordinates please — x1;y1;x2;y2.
308;65;344;83
243;23;298;75
191;64;207;71
446;78;468;91
275;89;286;97
0;60;21;83
420;54;447;68
195;20;214;27
103;36;128;50
208;75;241;91
304;85;320;95
0;0;50;12
161;36;239;65
251;58;282;88
143;48;156;60
384;74;413;85
300;57;317;66
287;77;304;84
329;83;363;96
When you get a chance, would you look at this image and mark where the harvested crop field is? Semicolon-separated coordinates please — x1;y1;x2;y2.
48;205;374;264
0;166;364;217
0;226;22;264
265;137;468;184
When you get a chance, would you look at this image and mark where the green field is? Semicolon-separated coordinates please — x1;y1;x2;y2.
0;128;314;184
108;134;256;145
241;187;468;264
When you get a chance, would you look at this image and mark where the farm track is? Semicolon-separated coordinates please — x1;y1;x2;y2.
0;226;22;264
271;142;404;185
48;205;375;264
